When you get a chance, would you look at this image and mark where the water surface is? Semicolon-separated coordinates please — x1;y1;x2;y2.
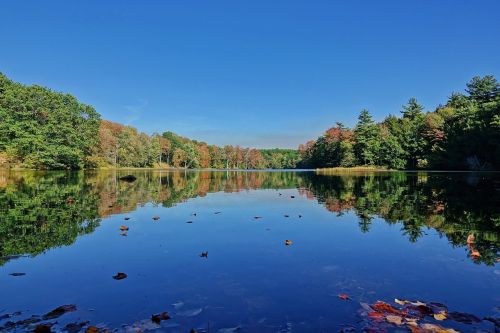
0;170;498;332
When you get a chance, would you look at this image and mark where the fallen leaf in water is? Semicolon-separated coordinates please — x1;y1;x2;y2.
410;301;427;307
284;240;293;246
65;321;90;333
466;234;475;244
408;304;434;317
120;232;127;236
9;272;26;276
433;311;447;321
186;221;193;224
200;252;208;258
152;216;160;221
151;312;170;324
394;298;410;305
34;324;54;333
338;294;350;300
192;213;197;216
214;212;221;214
290;196;295;198
119;226;129;231
253;216;263;219
447;311;480;324
371;301;407;316
42;304;76;320
386;315;403;325
368;311;384;319
85;326;99;333
124;217;130;221
112;272;127;280
284;215;289;218
298;215;302;218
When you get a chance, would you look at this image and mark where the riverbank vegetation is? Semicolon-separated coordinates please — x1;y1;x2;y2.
299;75;499;170
1;72;498;170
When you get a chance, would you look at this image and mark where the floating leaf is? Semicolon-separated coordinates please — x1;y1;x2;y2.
284;215;289;218
186;221;193;224
112;272;127;280
395;298;409;305
152;216;160;221
338;294;350;300
85;326;99;333
214;212;221;214
119;226;129;231
371;301;407;316
64;321;90;333
386;315;403;325
34;323;54;333
253;216;263;219
368;311;384;319
284;240;293;246
9;272;26;276
124;217;130;221
200;252;208;258
447;311;480;324
290;196;295;198
433;311;447;321
42;304;76;320
151;312;170;324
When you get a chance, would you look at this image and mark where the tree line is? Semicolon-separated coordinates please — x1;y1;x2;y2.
1;72;498;170
299;75;499;170
0;73;299;169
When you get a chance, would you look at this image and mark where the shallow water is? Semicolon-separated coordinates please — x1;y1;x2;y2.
0;170;498;332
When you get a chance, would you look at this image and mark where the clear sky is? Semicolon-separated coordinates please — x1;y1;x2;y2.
1;1;499;148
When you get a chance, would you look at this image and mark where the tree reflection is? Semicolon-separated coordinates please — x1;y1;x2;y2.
0;170;498;265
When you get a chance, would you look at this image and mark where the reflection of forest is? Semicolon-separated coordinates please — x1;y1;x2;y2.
0;170;498;265
300;172;500;265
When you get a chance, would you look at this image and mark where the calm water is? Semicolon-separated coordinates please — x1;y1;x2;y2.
0;170;498;332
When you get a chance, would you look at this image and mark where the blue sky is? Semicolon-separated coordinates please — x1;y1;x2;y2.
1;1;499;148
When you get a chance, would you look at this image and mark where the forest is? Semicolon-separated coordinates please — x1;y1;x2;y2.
0;72;498;170
299;75;500;170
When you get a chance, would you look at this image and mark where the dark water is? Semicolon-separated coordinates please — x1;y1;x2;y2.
0;170;498;333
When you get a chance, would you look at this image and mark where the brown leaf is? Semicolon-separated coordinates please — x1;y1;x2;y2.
34;324;54;333
42;304;77;320
338;294;350;300
85;326;99;333
151;312;170;324
284;240;293;246
112;272;127;280
386;315;403;325
119;226;129;231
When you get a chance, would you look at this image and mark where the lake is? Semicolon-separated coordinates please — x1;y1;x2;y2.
0;170;498;333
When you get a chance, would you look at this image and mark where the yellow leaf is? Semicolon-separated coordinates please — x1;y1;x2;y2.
394;298;409;305
433;311;447;321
